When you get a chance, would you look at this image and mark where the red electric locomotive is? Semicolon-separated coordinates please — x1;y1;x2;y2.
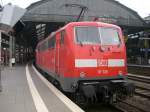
36;22;134;103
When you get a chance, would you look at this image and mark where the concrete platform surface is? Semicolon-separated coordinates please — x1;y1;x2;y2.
0;66;36;112
0;65;84;112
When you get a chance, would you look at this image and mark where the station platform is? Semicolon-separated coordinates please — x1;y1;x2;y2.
0;64;84;112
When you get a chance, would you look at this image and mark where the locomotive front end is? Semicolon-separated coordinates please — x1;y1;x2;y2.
71;22;134;103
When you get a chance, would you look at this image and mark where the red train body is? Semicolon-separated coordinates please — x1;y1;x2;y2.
36;22;134;102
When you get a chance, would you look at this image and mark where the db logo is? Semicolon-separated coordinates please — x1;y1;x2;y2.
97;59;108;66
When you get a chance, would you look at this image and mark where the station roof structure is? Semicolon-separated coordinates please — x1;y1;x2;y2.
144;15;150;24
17;0;149;49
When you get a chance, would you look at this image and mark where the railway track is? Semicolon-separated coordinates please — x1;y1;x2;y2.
113;74;150;112
128;74;150;99
135;87;150;99
114;99;149;112
84;74;150;112
36;64;150;112
128;74;150;84
128;65;150;76
83;103;123;112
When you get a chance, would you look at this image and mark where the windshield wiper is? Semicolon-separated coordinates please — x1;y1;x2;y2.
79;41;83;47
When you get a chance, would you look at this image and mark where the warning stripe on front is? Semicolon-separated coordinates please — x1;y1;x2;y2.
75;59;97;67
108;59;125;67
75;59;125;67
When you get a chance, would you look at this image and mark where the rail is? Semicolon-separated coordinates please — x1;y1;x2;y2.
135;88;150;99
114;99;149;112
112;74;150;112
128;74;150;83
128;64;150;68
128;74;150;98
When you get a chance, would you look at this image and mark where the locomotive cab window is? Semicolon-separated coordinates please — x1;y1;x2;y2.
99;28;120;45
48;36;56;49
75;26;120;45
60;30;65;45
75;26;100;44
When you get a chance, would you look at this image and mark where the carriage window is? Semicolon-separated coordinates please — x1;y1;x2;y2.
60;30;65;45
75;26;100;44
48;36;56;48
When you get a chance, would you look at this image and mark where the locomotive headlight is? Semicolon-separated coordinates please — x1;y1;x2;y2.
71;83;78;89
80;72;86;78
118;71;123;76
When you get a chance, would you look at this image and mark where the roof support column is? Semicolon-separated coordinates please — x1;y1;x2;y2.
9;34;15;67
0;31;2;92
144;33;149;64
9;35;13;68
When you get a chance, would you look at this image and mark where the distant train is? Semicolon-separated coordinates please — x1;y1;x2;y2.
36;22;134;103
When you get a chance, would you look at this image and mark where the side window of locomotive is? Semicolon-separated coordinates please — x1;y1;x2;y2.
42;42;46;51
41;42;45;51
48;36;56;49
60;30;65;45
37;46;40;51
39;45;42;51
41;44;44;51
45;41;48;50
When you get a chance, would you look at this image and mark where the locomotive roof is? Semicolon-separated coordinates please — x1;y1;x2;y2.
47;21;120;38
37;21;121;47
68;21;120;28
54;21;121;34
